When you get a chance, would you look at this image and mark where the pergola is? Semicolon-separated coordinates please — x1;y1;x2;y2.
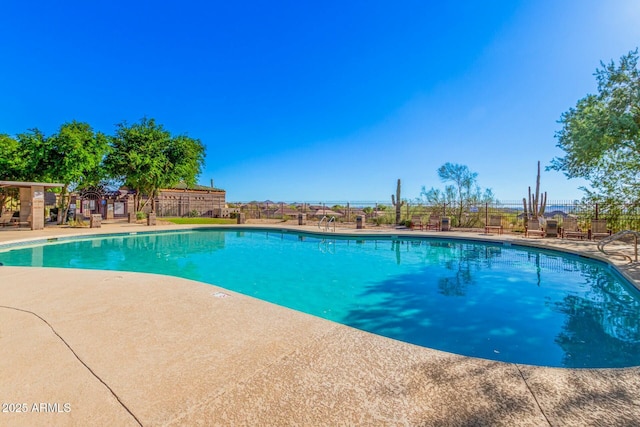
0;180;64;230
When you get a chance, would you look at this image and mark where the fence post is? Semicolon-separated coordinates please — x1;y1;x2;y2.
485;202;488;227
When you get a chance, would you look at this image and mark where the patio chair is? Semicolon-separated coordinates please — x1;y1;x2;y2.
0;211;16;227
484;215;503;235
590;219;611;240
18;214;32;228
562;217;587;239
426;215;440;231
525;219;545;238
411;215;424;230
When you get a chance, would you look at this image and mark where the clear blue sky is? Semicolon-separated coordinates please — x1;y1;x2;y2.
1;1;639;203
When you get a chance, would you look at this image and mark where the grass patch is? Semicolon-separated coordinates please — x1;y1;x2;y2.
163;217;236;225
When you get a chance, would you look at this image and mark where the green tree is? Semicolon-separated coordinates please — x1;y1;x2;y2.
0;134;27;212
420;163;494;227
163;133;206;190
0;134;26;180
15;128;52;182
105;117;206;212
550;49;640;203
420;186;457;211
48;121;110;222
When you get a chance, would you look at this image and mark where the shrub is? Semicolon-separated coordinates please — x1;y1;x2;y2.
68;217;86;228
372;216;385;226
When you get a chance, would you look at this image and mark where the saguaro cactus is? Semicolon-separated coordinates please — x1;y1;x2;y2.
391;178;405;225
522;161;547;222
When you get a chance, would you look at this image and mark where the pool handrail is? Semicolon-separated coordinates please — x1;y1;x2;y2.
597;230;639;263
318;215;336;232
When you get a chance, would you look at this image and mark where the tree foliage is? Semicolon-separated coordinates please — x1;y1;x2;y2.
0;134;26;181
1;129;53;213
1;117;206;218
48;121;110;222
15;128;52;182
0;134;27;211
49;121;109;189
105;117;206;212
550;48;640;204
420;163;495;227
0;123;110;220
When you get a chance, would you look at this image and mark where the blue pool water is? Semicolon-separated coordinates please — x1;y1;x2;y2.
2;228;639;368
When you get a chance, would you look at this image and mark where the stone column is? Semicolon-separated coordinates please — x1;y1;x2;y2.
127;198;135;217
106;202;114;219
19;186;45;230
31;186;45;230
90;214;102;228
19;188;31;226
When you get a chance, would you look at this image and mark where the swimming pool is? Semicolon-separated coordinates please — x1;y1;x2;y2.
2;228;639;368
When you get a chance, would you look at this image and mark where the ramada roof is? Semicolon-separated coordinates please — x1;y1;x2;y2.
0;180;64;189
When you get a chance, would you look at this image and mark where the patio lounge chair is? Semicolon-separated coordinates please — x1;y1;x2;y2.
562;217;587;239
484;215;503;235
426;215;440;231
411;215;424;230
525;219;545;238
0;211;16;227
14;213;32;228
590;219;611;240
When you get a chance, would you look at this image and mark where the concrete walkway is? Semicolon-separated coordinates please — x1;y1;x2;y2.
2;222;640;426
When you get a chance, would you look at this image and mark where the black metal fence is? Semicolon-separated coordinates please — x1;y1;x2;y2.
156;199;229;218
224;200;640;233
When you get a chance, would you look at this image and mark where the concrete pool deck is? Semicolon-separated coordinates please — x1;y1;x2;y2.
2;222;640;426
